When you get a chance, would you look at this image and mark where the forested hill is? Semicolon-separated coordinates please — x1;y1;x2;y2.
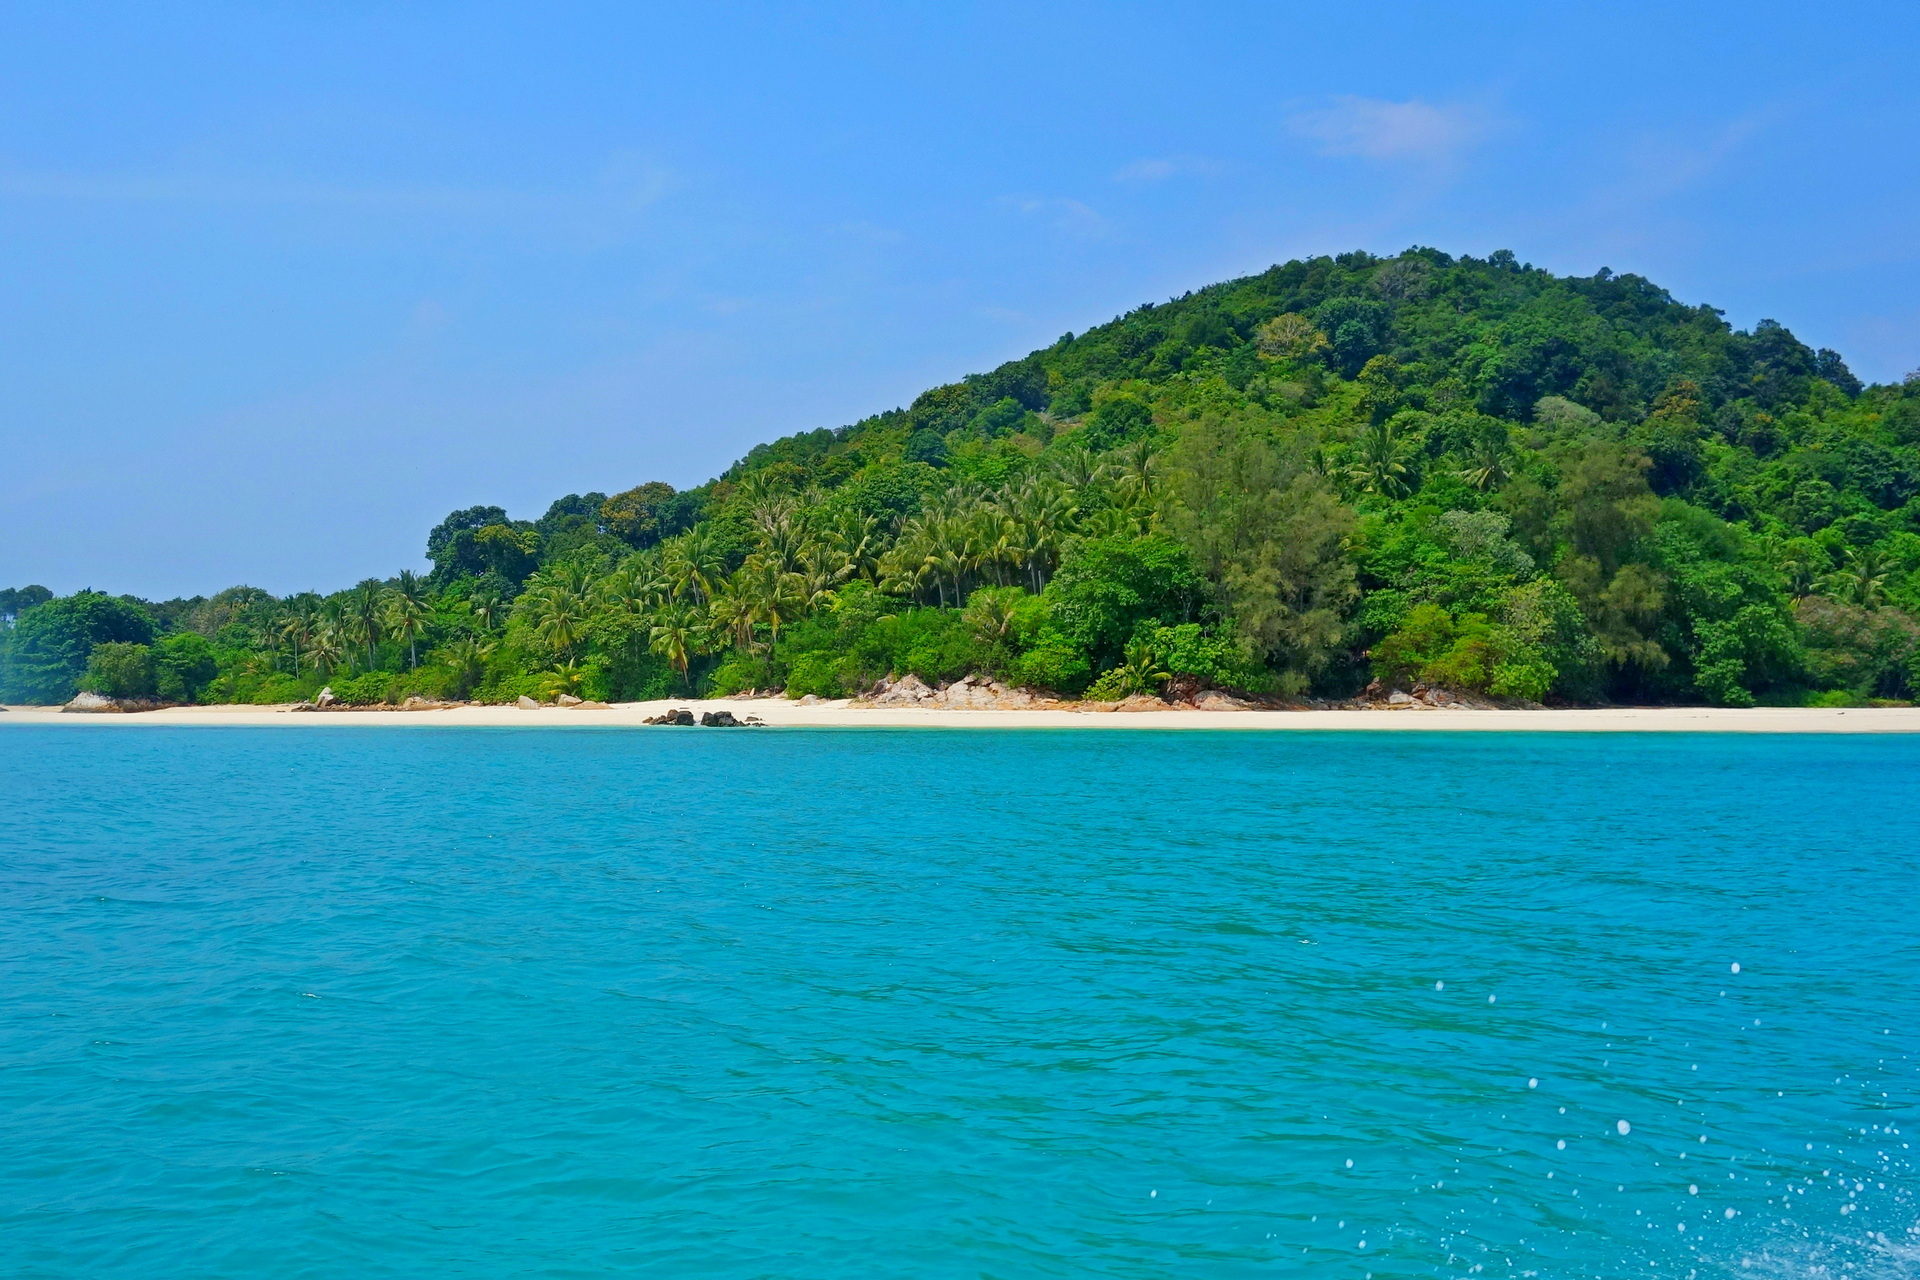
8;246;1920;710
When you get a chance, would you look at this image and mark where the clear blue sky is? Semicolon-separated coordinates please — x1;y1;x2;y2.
5;1;1918;598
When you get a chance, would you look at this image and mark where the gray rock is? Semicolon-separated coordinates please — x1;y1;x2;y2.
569;700;612;710
61;691;121;714
1387;691;1416;707
315;685;337;707
515;695;541;710
700;710;743;727
556;693;583;707
869;674;935;704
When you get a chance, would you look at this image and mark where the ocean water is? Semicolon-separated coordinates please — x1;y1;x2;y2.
1;727;1915;1279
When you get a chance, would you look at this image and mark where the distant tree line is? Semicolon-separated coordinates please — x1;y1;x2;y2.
6;247;1920;709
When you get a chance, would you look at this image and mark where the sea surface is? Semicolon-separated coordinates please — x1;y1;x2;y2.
1;726;1915;1278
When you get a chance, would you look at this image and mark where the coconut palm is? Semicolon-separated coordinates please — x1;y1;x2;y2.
648;604;703;688
383;569;431;669
1347;420;1416;498
346;581;385;668
518;570;588;660
1825;546;1889;609
1458;436;1511;492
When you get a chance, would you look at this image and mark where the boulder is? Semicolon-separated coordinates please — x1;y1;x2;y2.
316;686;337;707
700;710;743;727
287;701;318;713
1195;692;1254;712
645;708;697;726
556;693;583;707
796;693;821;706
569;700;612;710
400;696;452;711
515;695;542;710
868;674;935;704
1114;693;1171;712
61;691;122;714
1387;690;1416;707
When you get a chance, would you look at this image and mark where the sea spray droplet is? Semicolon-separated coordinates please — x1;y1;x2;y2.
1617;1120;1632;1136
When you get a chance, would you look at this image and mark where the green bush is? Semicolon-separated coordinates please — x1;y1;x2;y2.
327;672;395;706
154;633;219;703
80;642;157;699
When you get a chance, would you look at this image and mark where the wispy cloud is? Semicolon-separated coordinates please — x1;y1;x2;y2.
1285;96;1494;163
0;152;675;220
1112;155;1220;184
1001;195;1110;239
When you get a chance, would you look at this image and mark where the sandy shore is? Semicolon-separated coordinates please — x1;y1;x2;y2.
3;699;1919;732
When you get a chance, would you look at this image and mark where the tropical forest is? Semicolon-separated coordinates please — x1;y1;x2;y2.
7;247;1920;710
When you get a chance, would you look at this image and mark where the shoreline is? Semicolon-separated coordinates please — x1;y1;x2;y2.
4;699;1919;732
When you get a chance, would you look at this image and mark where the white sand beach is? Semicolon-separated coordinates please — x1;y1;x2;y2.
5;699;1919;731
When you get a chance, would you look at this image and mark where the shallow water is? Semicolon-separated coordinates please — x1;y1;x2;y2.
1;727;1915;1277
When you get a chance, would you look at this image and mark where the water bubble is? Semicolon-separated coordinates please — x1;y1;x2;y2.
1345;1158;1354;1169
1434;980;1444;991
1617;1120;1633;1136
1528;1078;1538;1089
1689;1184;1698;1195
1488;994;1497;1004
1730;962;1741;974
1557;1140;1567;1150
1149;1190;1157;1198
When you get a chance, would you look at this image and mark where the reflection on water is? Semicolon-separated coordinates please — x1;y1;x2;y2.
0;727;1913;1278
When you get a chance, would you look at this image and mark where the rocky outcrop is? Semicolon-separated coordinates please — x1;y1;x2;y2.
867;673;935;704
863;673;1046;710
644;708;697;726
315;686;337;708
1350;680;1512;711
699;710;745;727
515;695;542;710
62;691;128;713
569;700;612;710
400;696;455;711
556;693;583;707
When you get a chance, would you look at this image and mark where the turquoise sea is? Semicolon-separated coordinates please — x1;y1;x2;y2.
1;727;1915;1278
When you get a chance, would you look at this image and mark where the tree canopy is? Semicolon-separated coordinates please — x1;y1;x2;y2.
7;248;1919;709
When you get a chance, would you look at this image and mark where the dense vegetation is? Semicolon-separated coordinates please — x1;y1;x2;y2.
8;248;1920;710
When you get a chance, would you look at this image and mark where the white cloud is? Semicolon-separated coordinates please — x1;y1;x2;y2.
1285;96;1492;163
1112;155;1220;183
1001;195;1111;239
0;152;676;220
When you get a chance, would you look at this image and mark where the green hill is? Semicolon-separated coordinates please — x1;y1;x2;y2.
8;246;1920;708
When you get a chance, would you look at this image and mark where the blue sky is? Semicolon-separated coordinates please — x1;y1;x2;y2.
5;1;1918;597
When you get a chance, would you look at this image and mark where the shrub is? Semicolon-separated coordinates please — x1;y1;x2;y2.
79;642;157;699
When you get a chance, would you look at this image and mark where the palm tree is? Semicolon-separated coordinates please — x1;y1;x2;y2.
444;635;495;696
383;570;431;669
1347;420;1416;498
467;585;504;633
518;574;587;661
648;604;703;689
1825;546;1889;609
347;581;385;668
308;613;345;676
277;597;319;673
1458;435;1511;492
